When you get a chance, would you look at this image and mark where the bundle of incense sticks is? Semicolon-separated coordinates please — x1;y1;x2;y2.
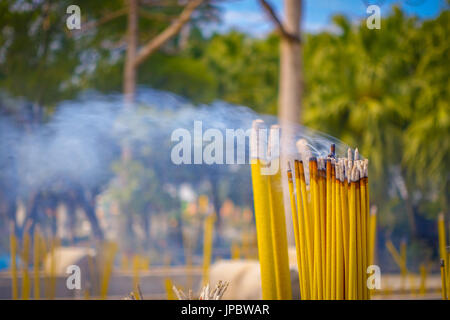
287;147;371;300
250;119;374;300
9;223;18;300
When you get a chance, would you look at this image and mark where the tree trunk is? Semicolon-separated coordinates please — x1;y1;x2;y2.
124;0;138;105
278;0;302;125
279;0;302;246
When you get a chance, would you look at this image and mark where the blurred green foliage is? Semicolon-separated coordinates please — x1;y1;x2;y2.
301;8;449;242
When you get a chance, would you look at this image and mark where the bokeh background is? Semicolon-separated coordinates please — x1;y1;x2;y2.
0;0;448;298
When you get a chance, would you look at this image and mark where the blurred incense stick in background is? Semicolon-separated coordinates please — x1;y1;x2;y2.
440;259;448;300
21;230;31;300
165;278;175;300
202;213;215;286
9;222;18;300
33;227;40;300
386;240;408;293
231;241;240;260
419;264;428;296
368;207;377;266
132;254;140;298
100;241;118;300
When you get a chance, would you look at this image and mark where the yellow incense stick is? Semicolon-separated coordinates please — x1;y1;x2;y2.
43;236;51;299
448;251;450;298
419;264;427;295
440;259;448;300
132;254;140;298
386;240;405;270
340;172;349;299
295;160;314;299
368;209;377;266
267;160;292;300
363;162;371;299
318;165;326;293
438;213;449;298
182;231;194;291
287;168;305;298
231;241;240;260
100;241;118;300
356;175;364;299
22;231;31;300
409;273;417;296
10;223;18;300
330;164;336;299
310;158;323;299
348;174;357;299
400;240;407;293
198;195;209;214
87;253;95;298
386;239;409;295
360;176;368;300
202;213;215;286
165;278;175;300
294;167;311;300
325;160;332;300
49;237;60;300
438;213;447;272
335;165;344;300
33;228;40;300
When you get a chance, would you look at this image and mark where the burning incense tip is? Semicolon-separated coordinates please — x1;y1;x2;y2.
347;148;353;161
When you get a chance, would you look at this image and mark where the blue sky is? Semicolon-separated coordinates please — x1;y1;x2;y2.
214;0;447;36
